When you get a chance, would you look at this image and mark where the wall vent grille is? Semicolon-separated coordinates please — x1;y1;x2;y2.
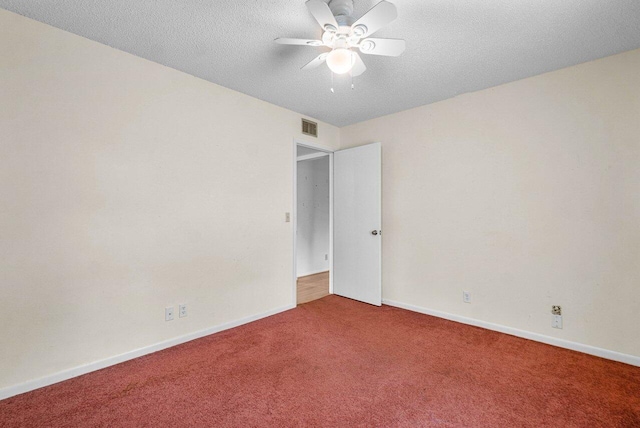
302;119;318;137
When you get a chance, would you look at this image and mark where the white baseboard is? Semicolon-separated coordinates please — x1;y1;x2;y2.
383;299;640;367
0;303;296;401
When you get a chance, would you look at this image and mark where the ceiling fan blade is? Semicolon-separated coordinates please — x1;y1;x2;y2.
350;53;367;77
302;53;329;70
275;38;323;47
351;1;398;38
306;0;339;32
359;38;406;56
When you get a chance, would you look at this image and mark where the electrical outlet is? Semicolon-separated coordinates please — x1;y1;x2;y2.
325;254;328;261
285;212;291;223
552;314;563;329
165;306;174;321
463;291;471;303
179;304;187;318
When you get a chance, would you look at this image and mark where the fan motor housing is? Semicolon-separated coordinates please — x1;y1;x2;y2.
329;0;355;26
329;0;354;17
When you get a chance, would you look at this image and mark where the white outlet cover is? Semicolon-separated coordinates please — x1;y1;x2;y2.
165;307;174;321
463;291;472;303
552;314;563;329
179;304;187;318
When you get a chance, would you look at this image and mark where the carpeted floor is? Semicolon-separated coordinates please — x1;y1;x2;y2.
2;295;639;427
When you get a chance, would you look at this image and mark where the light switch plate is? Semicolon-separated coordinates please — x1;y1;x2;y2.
552;314;563;329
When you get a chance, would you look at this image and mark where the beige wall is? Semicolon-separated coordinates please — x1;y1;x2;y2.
0;9;339;391
341;48;640;358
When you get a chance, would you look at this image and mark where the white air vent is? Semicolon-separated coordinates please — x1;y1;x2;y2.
302;119;318;138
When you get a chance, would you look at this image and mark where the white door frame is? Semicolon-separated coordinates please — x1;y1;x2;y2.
292;138;334;306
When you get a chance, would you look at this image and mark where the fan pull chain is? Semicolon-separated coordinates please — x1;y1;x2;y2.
351;52;355;90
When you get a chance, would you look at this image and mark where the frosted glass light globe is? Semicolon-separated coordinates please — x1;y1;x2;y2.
326;48;355;74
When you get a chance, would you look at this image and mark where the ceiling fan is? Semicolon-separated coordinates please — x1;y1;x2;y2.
275;0;405;78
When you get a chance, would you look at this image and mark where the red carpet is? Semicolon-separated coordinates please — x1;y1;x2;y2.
2;295;639;427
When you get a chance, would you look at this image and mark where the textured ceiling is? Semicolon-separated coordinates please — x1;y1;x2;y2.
2;0;640;126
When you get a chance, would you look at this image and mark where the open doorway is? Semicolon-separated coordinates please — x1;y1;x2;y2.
294;142;333;305
294;141;382;307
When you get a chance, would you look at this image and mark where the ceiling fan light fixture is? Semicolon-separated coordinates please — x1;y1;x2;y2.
276;0;405;77
324;23;337;33
326;48;355;74
360;40;375;52
352;24;368;37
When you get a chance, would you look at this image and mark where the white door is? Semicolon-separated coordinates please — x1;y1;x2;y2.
333;142;382;306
